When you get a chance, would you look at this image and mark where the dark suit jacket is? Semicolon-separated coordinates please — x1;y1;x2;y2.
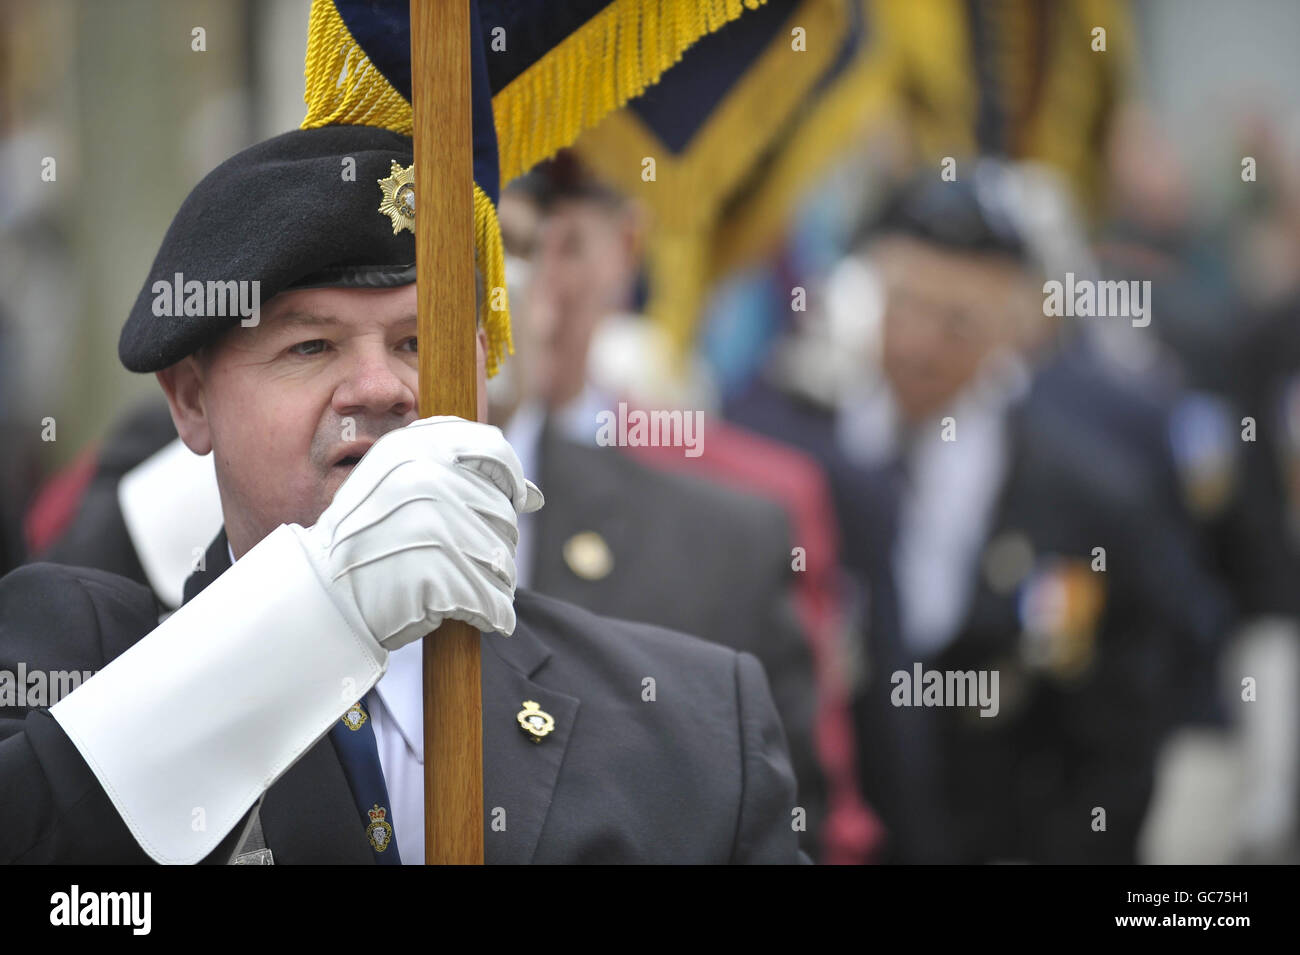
728;375;1231;863
529;428;825;854
0;529;805;864
926;398;1218;863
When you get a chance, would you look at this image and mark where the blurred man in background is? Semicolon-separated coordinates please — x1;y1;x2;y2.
489;154;870;861
731;162;1233;862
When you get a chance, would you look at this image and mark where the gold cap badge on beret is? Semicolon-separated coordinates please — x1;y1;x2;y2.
377;161;415;234
516;700;555;743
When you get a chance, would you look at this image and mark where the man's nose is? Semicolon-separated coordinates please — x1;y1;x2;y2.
332;346;416;418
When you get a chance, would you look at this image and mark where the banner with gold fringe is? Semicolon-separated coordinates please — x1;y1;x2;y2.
877;0;1134;212
711;0;892;276
301;0;770;376
572;0;852;359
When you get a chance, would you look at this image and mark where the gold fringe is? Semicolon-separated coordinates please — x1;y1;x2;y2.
301;0;413;134
302;0;770;192
493;0;766;185
299;0;764;191
474;182;513;378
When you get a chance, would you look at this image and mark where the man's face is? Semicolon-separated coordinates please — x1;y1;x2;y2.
874;236;1030;423
522;197;638;407
158;283;487;557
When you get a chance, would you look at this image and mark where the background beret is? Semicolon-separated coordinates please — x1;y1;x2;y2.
855;159;1032;266
119;125;416;372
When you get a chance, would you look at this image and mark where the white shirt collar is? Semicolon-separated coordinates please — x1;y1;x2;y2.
551;382;611;446
836;349;1030;467
372;641;424;763
837;350;1031;657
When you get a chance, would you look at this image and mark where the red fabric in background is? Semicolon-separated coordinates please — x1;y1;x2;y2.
624;411;883;864
24;444;99;557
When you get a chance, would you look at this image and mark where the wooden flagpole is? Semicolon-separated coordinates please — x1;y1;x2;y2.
410;0;484;865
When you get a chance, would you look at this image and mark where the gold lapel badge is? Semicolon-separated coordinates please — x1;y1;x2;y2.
516;700;555;744
563;530;614;581
377;161;415;234
341;702;368;731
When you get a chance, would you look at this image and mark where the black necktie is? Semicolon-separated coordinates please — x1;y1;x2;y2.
328;693;402;864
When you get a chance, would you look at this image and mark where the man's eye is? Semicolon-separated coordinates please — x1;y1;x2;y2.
289;339;328;356
399;336;418;353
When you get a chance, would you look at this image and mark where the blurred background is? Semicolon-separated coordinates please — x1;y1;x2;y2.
3;0;1300;863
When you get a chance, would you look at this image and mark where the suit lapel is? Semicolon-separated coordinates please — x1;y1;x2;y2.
482;603;579;865
182;528;372;864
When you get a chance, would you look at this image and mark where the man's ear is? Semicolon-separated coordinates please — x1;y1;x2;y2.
155;356;213;454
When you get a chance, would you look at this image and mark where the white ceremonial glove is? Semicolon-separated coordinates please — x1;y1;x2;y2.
291;415;544;651
52;416;542;865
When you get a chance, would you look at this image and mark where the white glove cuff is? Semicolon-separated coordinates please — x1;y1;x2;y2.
51;524;388;864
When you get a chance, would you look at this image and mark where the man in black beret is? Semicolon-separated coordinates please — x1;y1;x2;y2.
730;161;1229;862
0;126;806;864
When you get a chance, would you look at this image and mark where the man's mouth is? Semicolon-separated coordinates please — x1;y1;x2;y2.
330;441;375;470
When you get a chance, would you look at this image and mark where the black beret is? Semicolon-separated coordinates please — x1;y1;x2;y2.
119;125;417;372
854;159;1031;265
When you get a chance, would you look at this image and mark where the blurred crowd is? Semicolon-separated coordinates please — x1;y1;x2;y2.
4;0;1300;864
478;114;1300;863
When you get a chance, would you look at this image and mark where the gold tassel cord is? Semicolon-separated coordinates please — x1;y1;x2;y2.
475;182;513;378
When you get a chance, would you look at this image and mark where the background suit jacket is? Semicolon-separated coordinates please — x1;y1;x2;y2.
927;398;1231;863
726;375;1232;863
0;529;805;864
529;426;826;854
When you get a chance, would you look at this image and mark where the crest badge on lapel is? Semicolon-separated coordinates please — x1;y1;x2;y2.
516;700;555;743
